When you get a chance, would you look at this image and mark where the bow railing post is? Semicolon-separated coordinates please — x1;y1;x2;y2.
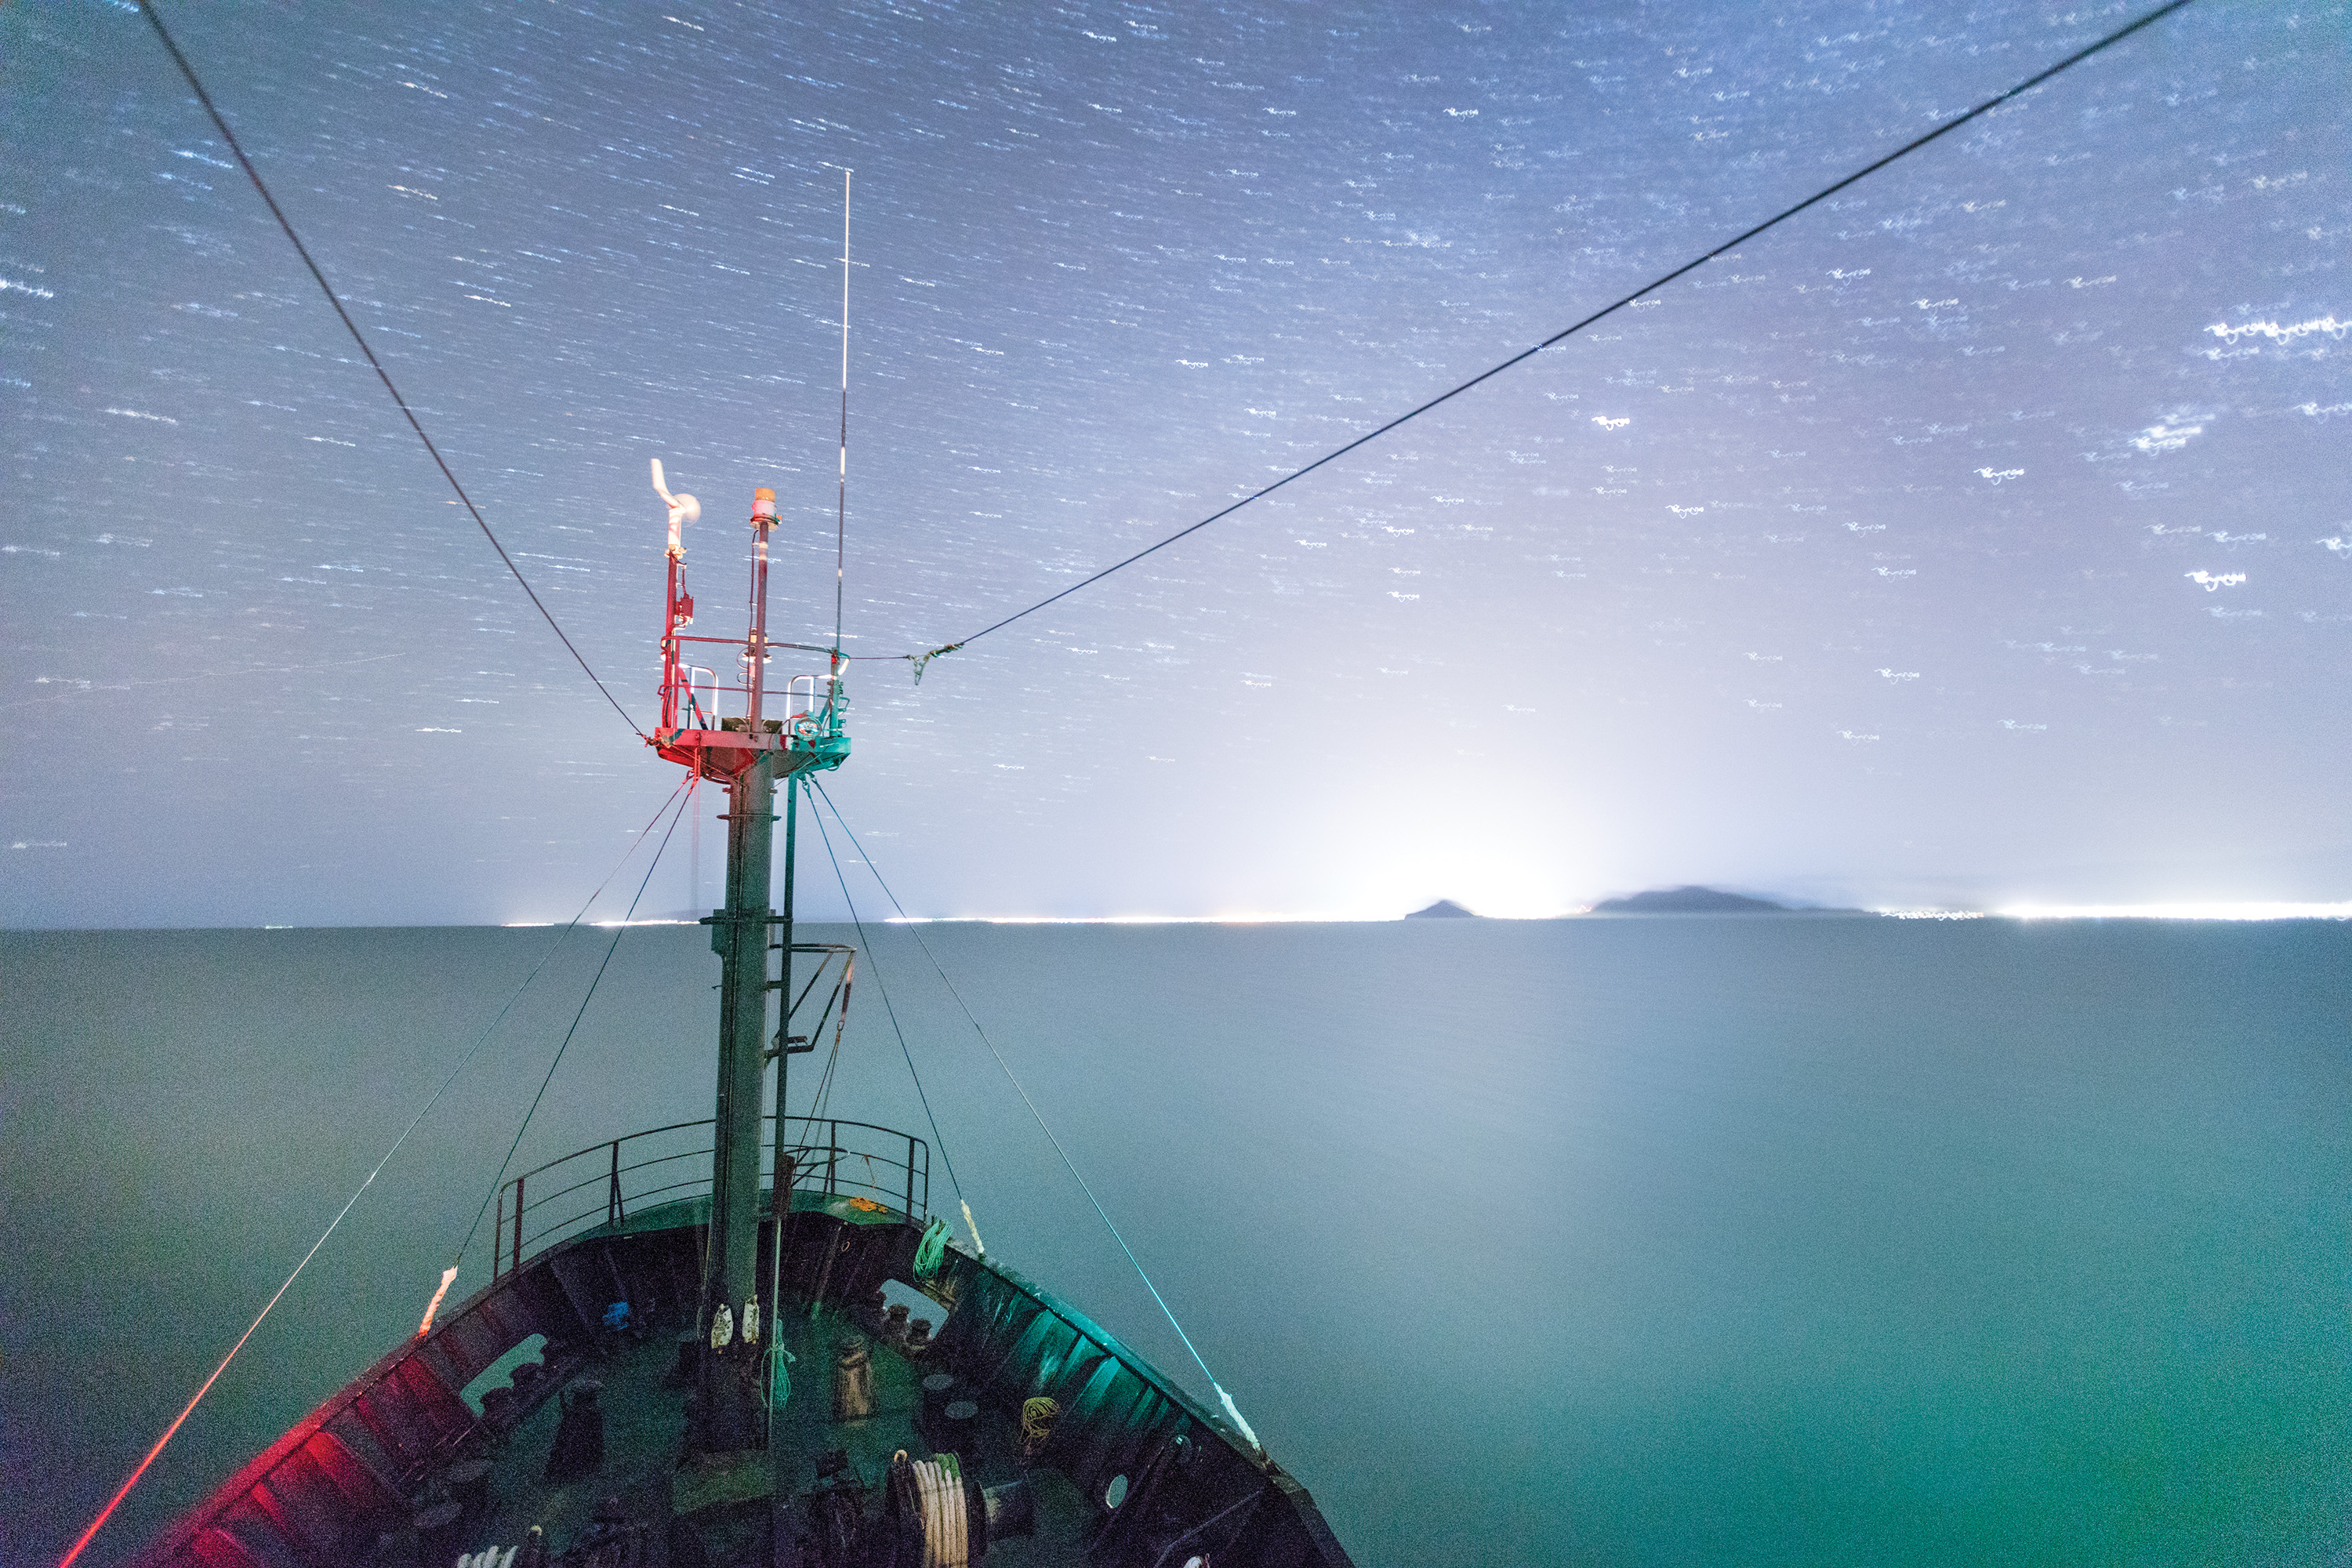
608;1138;624;1228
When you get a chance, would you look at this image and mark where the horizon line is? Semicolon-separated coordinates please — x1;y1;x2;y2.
14;901;2349;933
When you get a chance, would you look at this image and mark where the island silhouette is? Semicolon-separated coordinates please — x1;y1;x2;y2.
1590;886;1862;913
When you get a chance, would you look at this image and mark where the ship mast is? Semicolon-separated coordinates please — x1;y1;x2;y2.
650;466;848;1452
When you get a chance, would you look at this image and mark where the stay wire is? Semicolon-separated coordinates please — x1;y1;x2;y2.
455;781;694;1272
808;782;1258;1446
805;805;967;1207
138;1;645;739
903;0;2197;670
54;775;688;1568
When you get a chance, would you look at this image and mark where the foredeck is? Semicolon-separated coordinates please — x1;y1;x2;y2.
448;1287;1097;1566
143;1175;1353;1568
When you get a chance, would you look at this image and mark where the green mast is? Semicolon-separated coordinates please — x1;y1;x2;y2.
652;478;848;1454
699;747;776;1450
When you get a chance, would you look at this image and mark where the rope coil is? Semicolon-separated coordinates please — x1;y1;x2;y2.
892;1450;971;1568
1020;1396;1059;1460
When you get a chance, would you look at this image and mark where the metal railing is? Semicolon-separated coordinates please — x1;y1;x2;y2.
492;1115;927;1279
658;641;841;733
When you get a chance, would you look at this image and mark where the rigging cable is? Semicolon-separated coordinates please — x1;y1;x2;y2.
54;775;691;1568
138;0;646;739
809;780;1263;1452
898;0;2197;674
804;805;970;1216
454;782;695;1272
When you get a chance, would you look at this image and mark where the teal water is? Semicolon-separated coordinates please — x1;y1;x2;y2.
3;917;2347;1566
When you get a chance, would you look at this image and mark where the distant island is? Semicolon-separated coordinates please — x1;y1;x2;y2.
1590;886;1864;914
1405;898;1479;919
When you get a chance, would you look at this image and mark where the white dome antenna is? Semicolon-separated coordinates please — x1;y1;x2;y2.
652;458;701;557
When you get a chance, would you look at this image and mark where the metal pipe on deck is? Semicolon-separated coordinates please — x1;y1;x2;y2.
771;775;798;1228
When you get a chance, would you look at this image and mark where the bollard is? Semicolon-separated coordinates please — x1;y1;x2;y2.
983;1478;1038;1541
412;1498;464;1564
443;1455;492;1515
832;1334;874;1421
544;1379;605;1481
940;1399;978;1452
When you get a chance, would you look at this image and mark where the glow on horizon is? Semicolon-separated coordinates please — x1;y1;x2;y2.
887;911;1385;926
886;907;1589;924
499;917;700;928
1998;900;2352;921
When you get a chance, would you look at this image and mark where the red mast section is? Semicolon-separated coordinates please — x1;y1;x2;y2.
650;461;849;784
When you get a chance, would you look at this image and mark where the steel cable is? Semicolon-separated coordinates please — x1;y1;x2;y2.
809;781;1263;1450
806;803;969;1210
138;0;646;738
896;0;2197;674
453;782;695;1272
55;775;689;1567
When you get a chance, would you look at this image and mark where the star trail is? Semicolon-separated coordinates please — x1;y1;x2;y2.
2;0;2346;925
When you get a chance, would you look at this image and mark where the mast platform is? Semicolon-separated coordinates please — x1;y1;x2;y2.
649;720;850;786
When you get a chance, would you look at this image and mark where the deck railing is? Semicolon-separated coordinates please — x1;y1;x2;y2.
492;1115;928;1279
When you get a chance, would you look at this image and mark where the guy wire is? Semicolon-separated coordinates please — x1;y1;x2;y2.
138;0;645;739
898;0;2197;672
808;781;1254;1442
806;801;967;1208
454;780;695;1272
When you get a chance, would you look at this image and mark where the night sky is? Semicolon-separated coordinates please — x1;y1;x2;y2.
4;0;2346;927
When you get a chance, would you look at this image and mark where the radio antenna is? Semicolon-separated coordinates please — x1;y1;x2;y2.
834;168;851;661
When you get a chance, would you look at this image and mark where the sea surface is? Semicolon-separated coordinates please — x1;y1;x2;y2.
4;916;2347;1567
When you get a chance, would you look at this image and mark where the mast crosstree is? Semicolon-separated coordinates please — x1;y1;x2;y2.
652;466;850;1451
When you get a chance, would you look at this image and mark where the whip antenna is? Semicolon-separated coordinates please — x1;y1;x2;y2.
835;169;851;661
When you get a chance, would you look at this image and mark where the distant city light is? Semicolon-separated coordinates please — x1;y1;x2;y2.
1998;901;2352;921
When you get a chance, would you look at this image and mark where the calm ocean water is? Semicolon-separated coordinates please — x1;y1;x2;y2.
4;917;2347;1566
